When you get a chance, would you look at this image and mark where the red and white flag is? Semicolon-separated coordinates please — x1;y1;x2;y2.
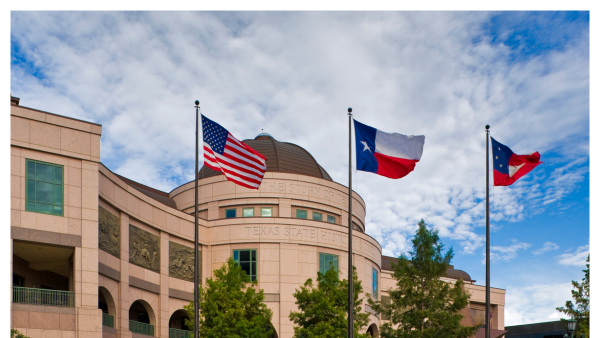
202;115;267;189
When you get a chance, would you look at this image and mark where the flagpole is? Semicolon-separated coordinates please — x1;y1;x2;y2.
485;124;490;338
194;100;200;338
347;107;354;338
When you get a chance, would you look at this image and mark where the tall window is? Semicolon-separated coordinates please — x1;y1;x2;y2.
381;296;391;320
296;209;307;219
243;208;254;217
372;268;378;299
260;207;272;217
26;159;64;216
327;215;336;224
319;253;339;274
312;212;322;221
233;249;257;281
225;209;236;218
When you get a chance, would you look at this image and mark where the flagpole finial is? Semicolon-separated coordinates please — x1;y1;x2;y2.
485;125;490;130
195;100;200;106
348;107;352;113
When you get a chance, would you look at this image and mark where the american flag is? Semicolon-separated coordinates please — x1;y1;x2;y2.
202;115;267;189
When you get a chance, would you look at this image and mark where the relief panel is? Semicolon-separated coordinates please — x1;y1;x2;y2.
98;206;120;258
129;224;160;273
169;241;200;282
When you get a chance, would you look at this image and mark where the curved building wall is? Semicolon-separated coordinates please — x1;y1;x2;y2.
170;172;381;337
96;167;381;338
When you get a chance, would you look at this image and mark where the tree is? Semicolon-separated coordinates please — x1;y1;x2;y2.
289;265;370;338
368;219;479;338
11;329;30;338
184;257;273;338
556;254;589;338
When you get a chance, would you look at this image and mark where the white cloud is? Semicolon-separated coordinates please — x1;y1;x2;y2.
532;242;560;255
9;12;588;259
556;245;589;266
505;283;574;326
484;239;531;263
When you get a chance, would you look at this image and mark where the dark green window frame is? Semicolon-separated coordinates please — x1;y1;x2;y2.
372;268;378;299
233;249;257;282
319;253;339;274
312;212;322;221
327;215;336;224
225;209;236;218
296;209;307;219
25;159;64;216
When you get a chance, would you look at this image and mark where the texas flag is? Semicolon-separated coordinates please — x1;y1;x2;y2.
354;120;425;179
491;137;542;186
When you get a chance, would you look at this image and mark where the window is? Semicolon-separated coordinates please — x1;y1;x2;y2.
233;249;257;281
26;159;64;216
243;208;254;217
319;253;339;274
296;209;307;219
372;268;378;299
261;207;272;217
312;212;322;221
225;209;236;218
327;215;336;224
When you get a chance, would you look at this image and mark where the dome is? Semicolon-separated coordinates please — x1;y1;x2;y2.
199;134;333;181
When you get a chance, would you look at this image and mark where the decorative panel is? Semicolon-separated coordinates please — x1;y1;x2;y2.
99;206;120;258
169;241;200;282
129;225;160;273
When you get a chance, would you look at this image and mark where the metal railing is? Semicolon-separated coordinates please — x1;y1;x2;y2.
129;320;155;336
169;328;192;338
102;312;114;328
12;286;74;307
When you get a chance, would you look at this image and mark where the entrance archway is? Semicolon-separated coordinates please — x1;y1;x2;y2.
169;309;190;330
98;286;116;328
366;323;379;337
129;299;156;336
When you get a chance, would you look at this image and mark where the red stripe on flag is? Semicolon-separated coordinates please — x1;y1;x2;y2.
373;152;419;179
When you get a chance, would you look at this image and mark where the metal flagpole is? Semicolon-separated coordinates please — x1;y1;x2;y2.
347;107;354;338
485;124;490;338
194;100;200;338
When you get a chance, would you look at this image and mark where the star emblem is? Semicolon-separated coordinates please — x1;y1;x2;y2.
496;156;498;159
499;164;503;167
360;141;372;153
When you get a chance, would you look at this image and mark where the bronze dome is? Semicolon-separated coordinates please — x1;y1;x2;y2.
199;133;333;181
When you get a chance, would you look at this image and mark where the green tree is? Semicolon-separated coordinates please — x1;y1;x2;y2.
556;254;589;338
368;219;479;338
184;257;273;338
10;329;30;338
289;265;370;338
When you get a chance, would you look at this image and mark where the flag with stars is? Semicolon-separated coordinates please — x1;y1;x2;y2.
491;137;542;186
202;115;267;189
354;119;425;179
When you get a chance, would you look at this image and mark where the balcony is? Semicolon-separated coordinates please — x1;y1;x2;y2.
169;328;192;338
130;319;155;336
12;286;74;307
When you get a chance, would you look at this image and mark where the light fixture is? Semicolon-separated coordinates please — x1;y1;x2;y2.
566;319;577;333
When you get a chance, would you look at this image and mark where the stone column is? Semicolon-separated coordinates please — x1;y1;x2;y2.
78;160;103;338
159;231;170;338
118;212;132;338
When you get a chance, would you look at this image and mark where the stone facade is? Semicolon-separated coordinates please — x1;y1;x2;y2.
10;96;505;338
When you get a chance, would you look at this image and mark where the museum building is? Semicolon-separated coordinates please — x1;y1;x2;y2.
10;96;506;338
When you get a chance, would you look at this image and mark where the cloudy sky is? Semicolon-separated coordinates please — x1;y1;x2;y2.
10;11;589;326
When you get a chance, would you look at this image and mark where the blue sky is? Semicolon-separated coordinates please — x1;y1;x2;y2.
9;11;589;326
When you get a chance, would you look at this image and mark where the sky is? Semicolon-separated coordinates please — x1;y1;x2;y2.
9;11;590;326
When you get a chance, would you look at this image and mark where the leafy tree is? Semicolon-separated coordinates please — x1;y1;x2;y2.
11;329;30;338
289;265;370;338
368;219;479;338
184;257;273;338
556;254;589;338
